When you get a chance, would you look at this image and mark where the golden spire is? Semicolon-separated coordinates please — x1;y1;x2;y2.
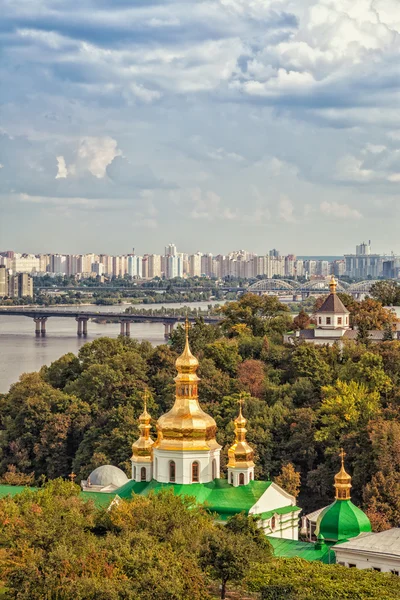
334;448;352;500
228;394;255;468
131;390;154;461
329;274;337;294
154;318;220;452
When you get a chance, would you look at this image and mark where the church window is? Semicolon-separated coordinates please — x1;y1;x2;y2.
230;472;233;484
169;461;176;483
212;459;216;480
239;473;245;486
318;317;322;324
391;570;400;576
326;317;331;325
271;516;276;530
192;462;199;482
337;317;342;325
141;467;146;481
348;564;356;568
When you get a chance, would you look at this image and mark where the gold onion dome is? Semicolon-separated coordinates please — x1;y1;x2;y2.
154;319;220;451
329;274;337;294
335;448;352;500
228;397;255;468
131;390;154;461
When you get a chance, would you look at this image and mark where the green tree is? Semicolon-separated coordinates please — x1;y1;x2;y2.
275;463;301;498
370;280;400;306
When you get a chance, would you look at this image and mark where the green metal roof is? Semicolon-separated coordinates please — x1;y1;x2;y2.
316;499;371;543
0;484;38;498
115;478;272;517
0;484;113;509
267;537;336;564
259;505;301;520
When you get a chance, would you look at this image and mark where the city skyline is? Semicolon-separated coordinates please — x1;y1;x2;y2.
1;1;400;253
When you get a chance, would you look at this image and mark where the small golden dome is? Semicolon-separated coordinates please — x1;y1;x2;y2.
132;390;154;462
329;275;337;294
228;396;255;468
154;319;220;452
334;449;352;500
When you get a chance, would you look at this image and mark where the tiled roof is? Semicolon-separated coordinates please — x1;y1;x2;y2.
115;478;273;517
317;294;349;314
267;537;336;564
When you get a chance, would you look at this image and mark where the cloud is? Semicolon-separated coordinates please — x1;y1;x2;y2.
55;156;68;179
320;201;362;220
278;195;294;222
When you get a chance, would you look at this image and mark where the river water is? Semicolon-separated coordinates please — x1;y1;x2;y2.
0;302;223;393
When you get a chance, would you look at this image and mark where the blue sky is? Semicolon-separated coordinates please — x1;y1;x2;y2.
1;0;400;255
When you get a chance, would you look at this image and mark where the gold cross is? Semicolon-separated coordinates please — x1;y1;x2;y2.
339;448;346;465
143;389;150;412
69;472;76;483
185;316;190;337
238;392;246;413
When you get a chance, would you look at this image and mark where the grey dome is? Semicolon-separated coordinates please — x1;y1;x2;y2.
88;465;129;488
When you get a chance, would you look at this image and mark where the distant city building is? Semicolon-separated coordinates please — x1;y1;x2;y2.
0;268;33;298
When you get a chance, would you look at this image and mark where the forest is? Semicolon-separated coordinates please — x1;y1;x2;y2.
1;292;400;597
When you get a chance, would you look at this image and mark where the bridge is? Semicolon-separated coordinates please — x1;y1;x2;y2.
0;309;221;339
246;278;378;299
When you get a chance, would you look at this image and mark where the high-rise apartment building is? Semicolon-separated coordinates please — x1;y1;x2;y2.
0;266;8;297
12;254;40;273
165;243;177;257
189;253;202;277
148;254;162;279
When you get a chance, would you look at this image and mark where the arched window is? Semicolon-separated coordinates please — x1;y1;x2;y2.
169;461;176;483
192;461;199;483
212;459;216;480
271;516;276;530
239;473;245;486
230;472;233;485
141;467;146;482
133;466;136;480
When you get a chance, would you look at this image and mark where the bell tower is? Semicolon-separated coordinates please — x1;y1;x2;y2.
227;396;255;487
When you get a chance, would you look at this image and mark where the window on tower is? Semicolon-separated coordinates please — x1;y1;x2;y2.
141;467;146;481
169;461;176;483
326;317;331;325
239;473;245;486
192;461;199;483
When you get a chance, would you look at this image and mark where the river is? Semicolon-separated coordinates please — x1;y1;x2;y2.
0;302;223;393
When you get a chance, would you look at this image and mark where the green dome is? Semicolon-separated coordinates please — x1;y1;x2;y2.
316;499;371;543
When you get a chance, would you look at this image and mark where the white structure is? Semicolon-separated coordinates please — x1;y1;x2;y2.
81;465;129;492
334;529;400;574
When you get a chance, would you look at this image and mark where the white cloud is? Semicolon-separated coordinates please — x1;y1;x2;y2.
76;137;121;179
278;195;295;222
55;156;68;179
320;201;362;219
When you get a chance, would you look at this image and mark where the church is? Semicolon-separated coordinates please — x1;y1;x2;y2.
82;320;301;540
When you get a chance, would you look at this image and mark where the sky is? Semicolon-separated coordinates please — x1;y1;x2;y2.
1;0;400;256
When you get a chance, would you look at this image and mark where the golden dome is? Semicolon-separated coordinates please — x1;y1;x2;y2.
334;449;352;500
131;390;154;462
329;275;337;294
228;396;255;468
154;319;220;452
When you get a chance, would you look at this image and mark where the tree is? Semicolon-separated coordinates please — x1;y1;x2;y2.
200;516;271;599
238;359;266;398
275;463;301;498
370;280;400;306
292;309;311;331
290;345;332;388
247;558;400;600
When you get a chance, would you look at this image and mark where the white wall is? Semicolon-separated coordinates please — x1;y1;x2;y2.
334;549;400;574
153;448;220;484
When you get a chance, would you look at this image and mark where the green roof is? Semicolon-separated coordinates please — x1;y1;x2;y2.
316;499;371;543
0;484;113;509
0;484;38;498
115;478;272;518
267;537;336;564
259;505;301;520
80;491;114;508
